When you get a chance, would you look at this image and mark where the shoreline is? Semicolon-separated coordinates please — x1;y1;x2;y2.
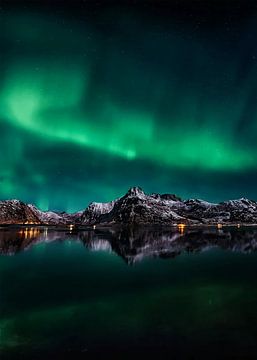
1;223;257;231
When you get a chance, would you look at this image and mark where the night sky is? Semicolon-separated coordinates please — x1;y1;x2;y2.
1;0;257;212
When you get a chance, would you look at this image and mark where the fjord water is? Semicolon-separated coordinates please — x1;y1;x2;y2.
1;227;257;359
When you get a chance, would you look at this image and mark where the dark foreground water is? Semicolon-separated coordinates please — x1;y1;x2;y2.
0;226;257;359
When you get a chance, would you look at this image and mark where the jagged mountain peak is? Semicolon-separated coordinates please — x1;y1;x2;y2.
124;187;182;202
125;186;145;197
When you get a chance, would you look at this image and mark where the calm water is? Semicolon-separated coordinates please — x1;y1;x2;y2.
0;226;257;359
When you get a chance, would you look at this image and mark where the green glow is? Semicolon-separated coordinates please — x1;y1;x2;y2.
0;283;252;352
1;10;257;210
1;65;253;170
1;62;156;161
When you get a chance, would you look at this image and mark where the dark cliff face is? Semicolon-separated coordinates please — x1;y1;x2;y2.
1;187;257;225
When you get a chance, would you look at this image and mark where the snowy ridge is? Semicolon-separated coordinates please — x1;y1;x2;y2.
80;200;116;225
81;187;257;225
1;187;257;225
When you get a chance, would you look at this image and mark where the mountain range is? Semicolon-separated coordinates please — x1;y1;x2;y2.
1;186;257;226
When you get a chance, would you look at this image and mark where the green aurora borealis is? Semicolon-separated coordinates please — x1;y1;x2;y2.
1;1;257;211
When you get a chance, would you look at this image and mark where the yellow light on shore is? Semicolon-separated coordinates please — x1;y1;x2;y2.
237;224;241;228
217;223;223;229
93;225;96;229
177;223;186;233
69;224;74;230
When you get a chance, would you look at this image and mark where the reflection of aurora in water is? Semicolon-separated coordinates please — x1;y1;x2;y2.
1;2;257;211
1;226;257;357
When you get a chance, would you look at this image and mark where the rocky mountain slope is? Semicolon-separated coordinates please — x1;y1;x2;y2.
28;204;82;225
0;200;41;224
1;187;257;225
0;200;82;225
81;187;257;226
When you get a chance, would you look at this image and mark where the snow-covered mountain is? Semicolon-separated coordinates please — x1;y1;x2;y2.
0;200;82;225
28;204;82;225
80;187;257;225
0;200;41;224
90;187;187;225
80;201;116;225
1;187;257;225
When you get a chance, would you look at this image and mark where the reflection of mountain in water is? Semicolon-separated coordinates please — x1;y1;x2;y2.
1;226;257;264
